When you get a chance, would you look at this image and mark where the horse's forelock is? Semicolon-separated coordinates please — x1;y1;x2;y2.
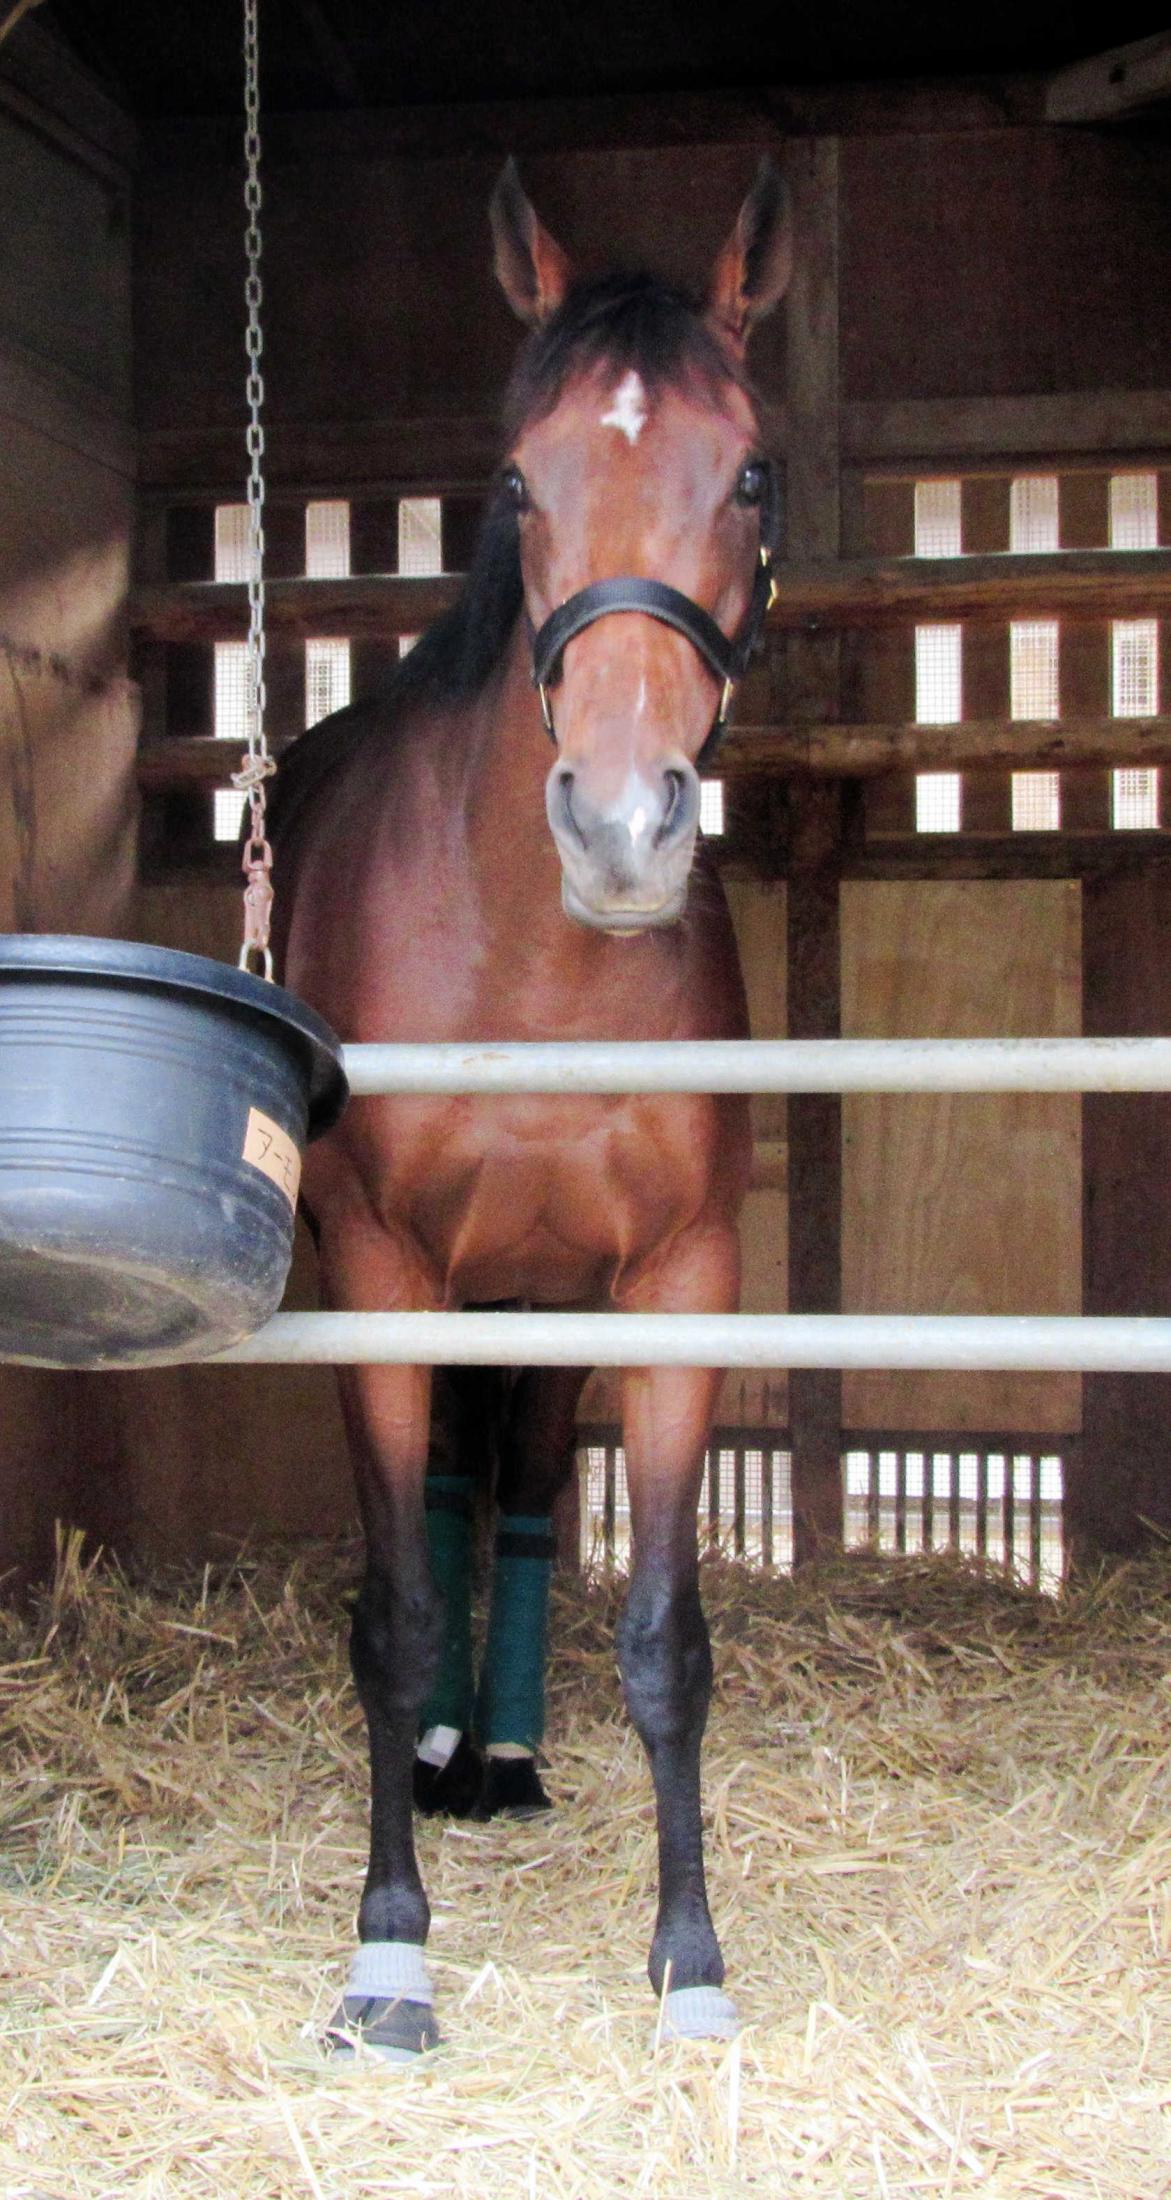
501;271;752;444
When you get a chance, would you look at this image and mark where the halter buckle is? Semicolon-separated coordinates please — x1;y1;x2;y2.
536;679;556;740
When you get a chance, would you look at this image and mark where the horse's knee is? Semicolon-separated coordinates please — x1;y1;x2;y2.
351;1573;443;1722
616;1572;712;1753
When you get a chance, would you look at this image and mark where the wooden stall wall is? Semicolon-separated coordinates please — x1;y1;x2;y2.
0;30;138;1588
2;74;1166;1570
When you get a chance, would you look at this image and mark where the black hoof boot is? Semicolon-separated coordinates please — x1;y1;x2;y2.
412;1732;484;1817
476;1754;553;1820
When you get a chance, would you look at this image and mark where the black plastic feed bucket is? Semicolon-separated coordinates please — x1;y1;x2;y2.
0;936;348;1369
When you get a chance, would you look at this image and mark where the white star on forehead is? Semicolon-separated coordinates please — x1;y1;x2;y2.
601;370;648;445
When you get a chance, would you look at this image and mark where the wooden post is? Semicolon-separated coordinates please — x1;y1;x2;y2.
1059;475;1111;832
784;138;845;1560
1076;872;1171;1557
787;781;845;1560
961;478;1011;834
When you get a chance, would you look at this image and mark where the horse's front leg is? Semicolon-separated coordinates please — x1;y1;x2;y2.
616;1222;741;2041
318;1218;443;2061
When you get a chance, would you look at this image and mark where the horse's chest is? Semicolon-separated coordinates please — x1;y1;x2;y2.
384;1096;713;1304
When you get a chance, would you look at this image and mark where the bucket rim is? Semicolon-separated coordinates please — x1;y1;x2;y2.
0;934;348;1137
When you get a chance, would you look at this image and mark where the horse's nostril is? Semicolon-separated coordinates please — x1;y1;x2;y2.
656;769;693;848
556;768;587;851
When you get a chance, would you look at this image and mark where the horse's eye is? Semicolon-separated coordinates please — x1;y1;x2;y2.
502;465;530;513
735;460;768;508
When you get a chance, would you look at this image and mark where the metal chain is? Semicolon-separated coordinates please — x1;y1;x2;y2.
234;0;276;979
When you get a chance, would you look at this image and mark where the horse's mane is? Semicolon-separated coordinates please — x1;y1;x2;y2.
267;270;750;845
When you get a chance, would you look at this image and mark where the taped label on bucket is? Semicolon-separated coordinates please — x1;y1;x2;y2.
242;1107;301;1210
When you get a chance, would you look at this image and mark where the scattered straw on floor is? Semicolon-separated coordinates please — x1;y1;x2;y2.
3;1531;1171;2198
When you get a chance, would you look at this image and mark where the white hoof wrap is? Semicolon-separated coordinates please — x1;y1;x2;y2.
345;1939;434;2006
660;1985;740;2041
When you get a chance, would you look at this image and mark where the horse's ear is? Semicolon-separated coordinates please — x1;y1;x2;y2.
706;159;792;352
490;158;573;327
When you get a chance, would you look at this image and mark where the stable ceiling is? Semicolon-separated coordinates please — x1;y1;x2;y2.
40;1;1171;117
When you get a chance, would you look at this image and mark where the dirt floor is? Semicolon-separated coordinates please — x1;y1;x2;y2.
2;1533;1170;2197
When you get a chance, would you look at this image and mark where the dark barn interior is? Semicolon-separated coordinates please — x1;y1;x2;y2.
4;1;1171;1589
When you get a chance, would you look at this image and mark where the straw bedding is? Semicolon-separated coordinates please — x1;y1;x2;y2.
2;1529;1170;2198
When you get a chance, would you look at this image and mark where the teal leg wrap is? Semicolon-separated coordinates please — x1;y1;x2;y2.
419;1474;475;1734
474;1515;555;1751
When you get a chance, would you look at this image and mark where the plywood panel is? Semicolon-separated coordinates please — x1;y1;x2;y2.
841;880;1081;1432
723;879;789;1429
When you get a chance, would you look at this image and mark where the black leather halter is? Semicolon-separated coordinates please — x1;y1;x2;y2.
528;461;782;772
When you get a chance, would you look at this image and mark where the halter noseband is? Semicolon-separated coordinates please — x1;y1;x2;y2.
528;461;782;773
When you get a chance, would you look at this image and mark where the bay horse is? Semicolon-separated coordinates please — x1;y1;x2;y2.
270;159;791;2058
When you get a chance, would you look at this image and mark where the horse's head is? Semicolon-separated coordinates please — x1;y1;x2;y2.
490;160;791;934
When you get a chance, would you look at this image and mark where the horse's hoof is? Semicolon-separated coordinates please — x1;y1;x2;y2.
475;1754;552;1819
325;1995;441;2064
413;1732;484;1817
656;1986;740;2042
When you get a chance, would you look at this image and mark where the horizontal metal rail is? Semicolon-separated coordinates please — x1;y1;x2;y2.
213;1039;1171;1371
341;1036;1171;1095
214;1313;1171;1371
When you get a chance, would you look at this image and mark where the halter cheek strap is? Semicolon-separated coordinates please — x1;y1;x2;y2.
528;464;781;771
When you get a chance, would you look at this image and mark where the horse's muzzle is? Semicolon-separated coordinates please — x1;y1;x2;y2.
546;758;700;932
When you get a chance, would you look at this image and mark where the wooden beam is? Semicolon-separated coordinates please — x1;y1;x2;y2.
842;838;1171;884
137;416;503;499
139;392;1171;500
725;717;1171;776
129;552;1171;647
844;391;1171;471
130;574;458;644
1046;32;1171;124
138;718;1171;790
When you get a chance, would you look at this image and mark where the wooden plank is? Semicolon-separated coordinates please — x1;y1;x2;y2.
841;880;1082;1438
129;551;1171;645
137;717;1171;789
720;879;789;1434
138;416;504;499
142;391;1171;497
842;838;1171;883
844;391;1171;471
1046;33;1171;123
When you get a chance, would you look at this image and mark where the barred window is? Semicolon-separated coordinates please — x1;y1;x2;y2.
913;484;962;829
305;638;351;728
1011;772;1061;832
305;499;351;578
915;772;962;833
913;479;961;558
